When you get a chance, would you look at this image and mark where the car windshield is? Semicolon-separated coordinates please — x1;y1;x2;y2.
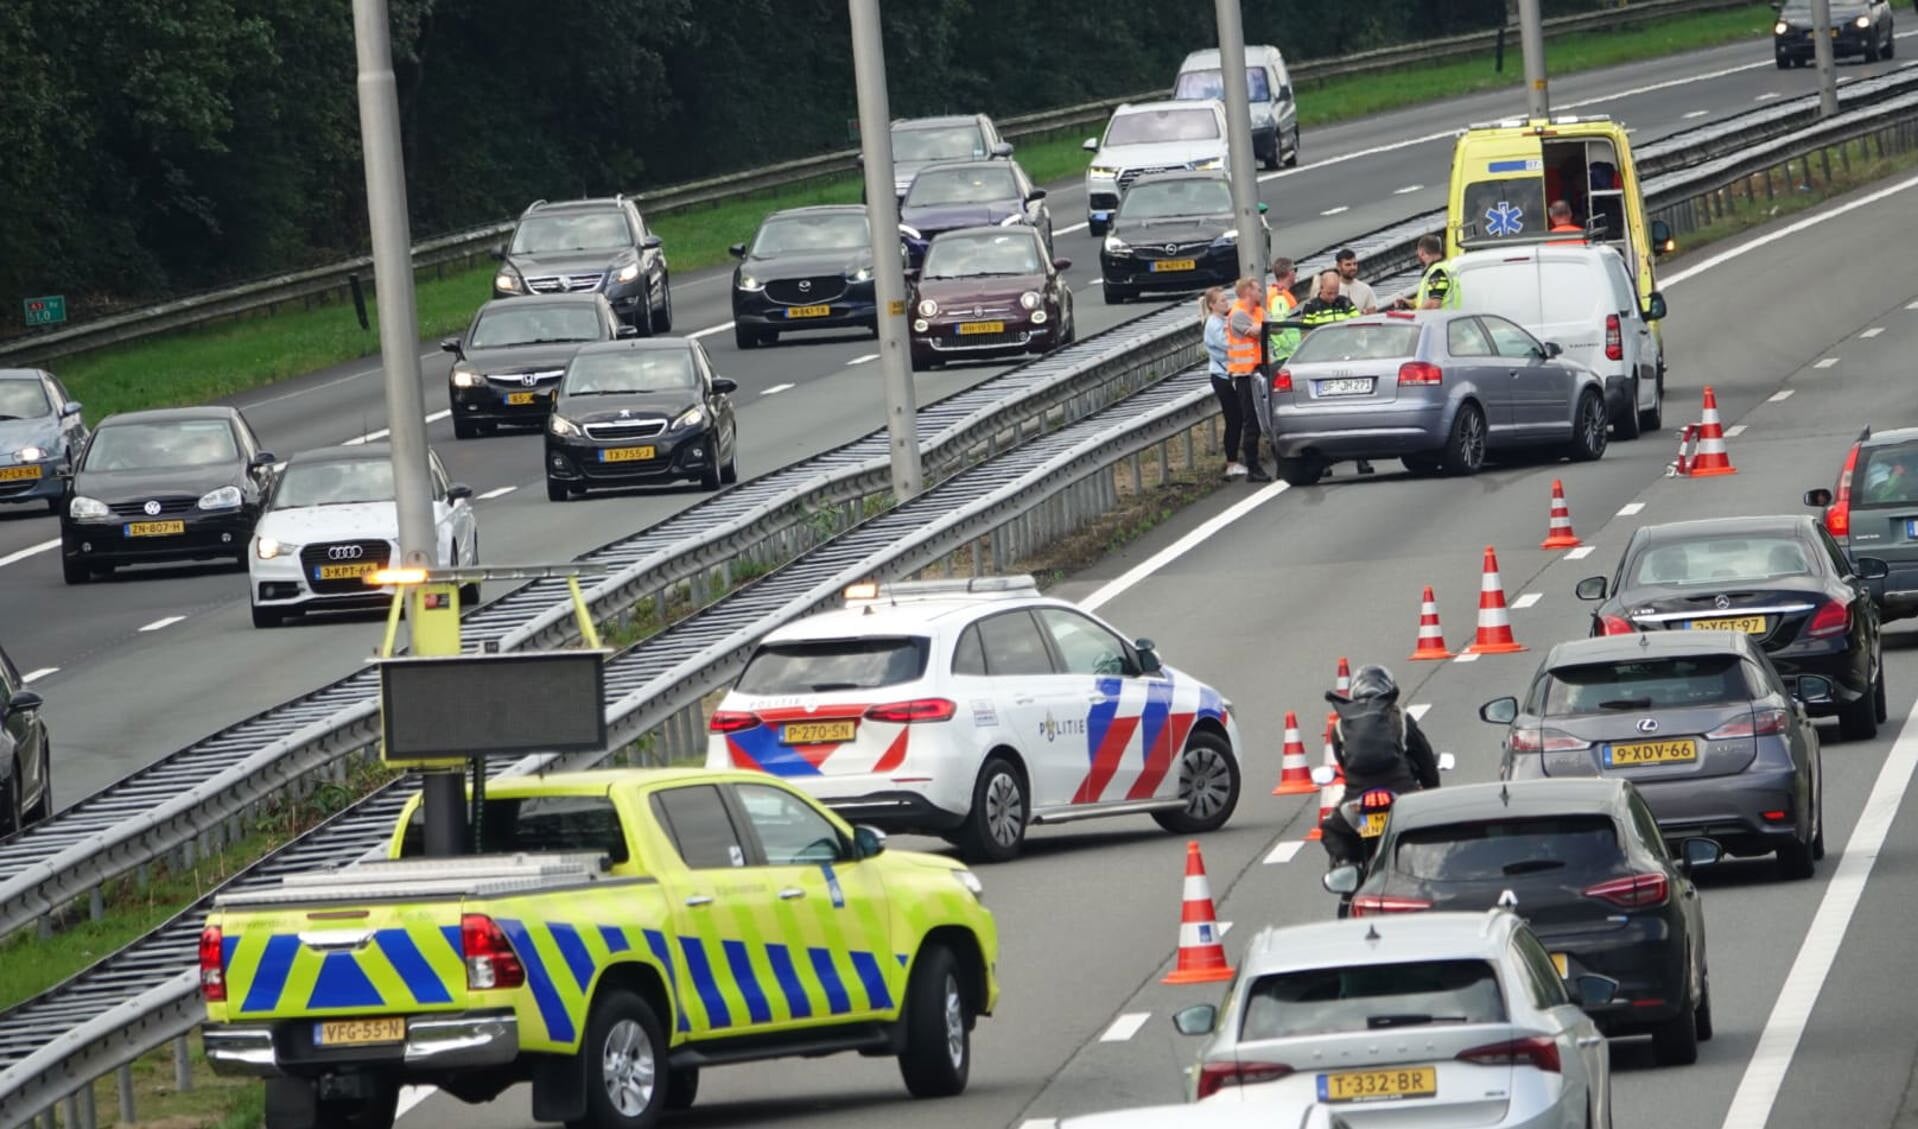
0;380;50;420
272;459;394;510
84;420;238;471
1105;107;1221;146
510;211;630;254
469;304;605;348
1173;66;1272;102
922;232;1043;279
736;637;930;693
892;124;985;162
1855;444;1918;508
752;213;871;256
1286;323;1422;363
1393;815;1623;882
1536;655;1750;715
1629;535;1813;587
564;350;698;395
1240;960;1506;1041
1781;0;1867;13
906;166;1018;206
1119;178;1233;218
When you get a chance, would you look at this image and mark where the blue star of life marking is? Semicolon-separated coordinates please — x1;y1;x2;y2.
1485;200;1525;237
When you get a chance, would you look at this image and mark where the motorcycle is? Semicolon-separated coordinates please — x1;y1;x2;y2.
1314;753;1455;918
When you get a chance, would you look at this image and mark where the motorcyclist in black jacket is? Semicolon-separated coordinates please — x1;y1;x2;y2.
1320;664;1440;868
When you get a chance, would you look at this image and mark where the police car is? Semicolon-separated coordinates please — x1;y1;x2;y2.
706;576;1243;861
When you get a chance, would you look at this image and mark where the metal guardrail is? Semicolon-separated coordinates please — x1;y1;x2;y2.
0;0;1757;367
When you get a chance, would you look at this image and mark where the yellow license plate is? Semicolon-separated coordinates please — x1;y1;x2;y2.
316;562;380;581
781;720;856;745
1608;739;1698;766
1359;812;1389;838
125;520;185;537
599;446;656;463
505;391;543;406
1150;258;1198;272
785;304;831;319
1688;616;1767;634
957;321;1005;335
1551;952;1569;977
1319;1065;1437;1103
0;465;41;482
313;1017;406;1046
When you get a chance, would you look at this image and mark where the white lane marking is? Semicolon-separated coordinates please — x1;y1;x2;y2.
1020;1121;1060;1129
1567;545;1596;560
1683;109;1710;119
0;538;59;570
761;383;795;396
1392;184;1423;195
1407;703;1432;721
1725;424;1748;438
139;615;186;633
1815;358;1840;369
1861;327;1885;338
1513;592;1543;610
396;1086;436;1119
1768;389;1796;402
477;486;517;500
1086;277;1104;286
1906;299;1918;310
688;321;735;340
21;668;57;684
1265;840;1305;865
1717;703;1918;1129
424;409;450;424
1100;1013;1152;1042
1321;205;1350;216
1755;91;1782;101
1454;651;1481;664
848;354;879;366
1617;501;1646;516
1663;171;1918;287
1082;482;1290;611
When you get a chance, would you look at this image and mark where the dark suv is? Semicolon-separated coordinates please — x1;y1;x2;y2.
492;197;672;334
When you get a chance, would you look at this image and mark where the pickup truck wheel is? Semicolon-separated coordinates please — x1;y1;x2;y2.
898;944;971;1098
572;988;666;1129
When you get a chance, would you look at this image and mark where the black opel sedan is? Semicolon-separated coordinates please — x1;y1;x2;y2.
59;406;276;584
441;294;632;439
1098;171;1266;303
1575;515;1888;741
544;338;738;500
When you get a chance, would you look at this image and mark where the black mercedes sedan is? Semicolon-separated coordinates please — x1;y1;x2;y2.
1575;515;1888;740
730;206;907;350
898;159;1050;269
1098;171;1267;303
544;338;738;500
59;406;276;584
442;293;632;439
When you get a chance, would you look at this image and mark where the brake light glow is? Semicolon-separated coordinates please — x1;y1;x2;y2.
864;698;957;724
1807;599;1850;638
462;913;525;990
1274;368;1294;393
1398;361;1443;386
1707;706;1790;739
1350;894;1432;917
1508;727;1591;753
1195;1061;1295;1100
1458;1035;1562;1073
1826;442;1860;537
1762;809;1790;823
199;926;226;1002
707;710;761;734
1598;614;1635;636
1604;314;1623;362
1583;872;1669;909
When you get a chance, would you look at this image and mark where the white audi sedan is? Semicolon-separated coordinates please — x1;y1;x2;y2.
247;443;478;628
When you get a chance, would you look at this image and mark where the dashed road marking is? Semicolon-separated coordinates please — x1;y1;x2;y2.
1086;277;1104;286
1725;424;1748;438
477;486;517;500
1815;358;1840;369
1768;389;1796;402
761;383;794;396
848;354;879;366
1617;501;1646;516
1393;184;1423;195
1513;592;1543;610
688;321;734;340
1567;545;1597;560
1906;299;1918;310
1861;327;1885;338
1454;652;1481;664
0;538;59;570
22;668;56;683
1683;109;1710;119
1407;703;1432;721
1265;840;1305;865
1020;1121;1060;1129
1321;205;1350;216
1755;92;1782;101
1100;1013;1152;1042
139;615;185;633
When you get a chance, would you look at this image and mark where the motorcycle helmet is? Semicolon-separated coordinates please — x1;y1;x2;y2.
1348;664;1399;703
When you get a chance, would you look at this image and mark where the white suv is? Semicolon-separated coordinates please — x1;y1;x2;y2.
705;575;1243;862
1082;101;1232;236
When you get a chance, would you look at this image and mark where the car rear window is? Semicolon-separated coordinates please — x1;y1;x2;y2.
1854;444;1918;508
400;794;628;863
1534;655;1751;715
735;637;930;694
1393;815;1622;882
1629;535;1813;586
1240;959;1506;1040
1286;323;1422;364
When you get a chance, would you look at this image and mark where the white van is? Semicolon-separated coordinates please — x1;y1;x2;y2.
1172;45;1299;171
1451;243;1667;439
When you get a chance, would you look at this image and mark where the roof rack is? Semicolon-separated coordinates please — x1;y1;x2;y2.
842;574;1039;606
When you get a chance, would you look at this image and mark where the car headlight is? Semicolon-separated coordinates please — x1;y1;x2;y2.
451;364;483;388
846;265;873;283
1030;309;1048;324
1214;229;1239;245
14;445;46;463
1088;165;1120;178
1774;20;1788;33
913;318;929;332
1192;157;1225;171
198;485;243;511
1856;15;1871;28
917;298;939;317
614;261;641;284
1104;234;1131;254
672;406;705;430
255;536;295;560
737;272;763;292
1019;291;1042;311
549;414;582;438
952;869;984;901
494;266;523;293
68;495;109;521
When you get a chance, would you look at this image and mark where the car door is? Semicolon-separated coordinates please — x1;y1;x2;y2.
1033;607;1167;806
41;374;85;462
1482;314;1574;438
230;413;271;500
970;609;1075;804
694;342;736;460
1606;256;1655;400
425;452;461;565
649;783;774;1038
1445;317;1515;436
726;782;898;1025
1510;929;1608;1116
0;649;42;816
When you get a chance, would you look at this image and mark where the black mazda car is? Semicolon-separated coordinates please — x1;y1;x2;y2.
1575;515;1888;740
730;206;906;350
442;294;632;439
544;338;738;500
1098;171;1267;303
59;406;276;584
491;197;672;334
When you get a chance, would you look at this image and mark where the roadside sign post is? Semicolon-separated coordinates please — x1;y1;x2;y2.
1213;0;1266;280
1519;0;1549;120
23;296;66;328
1812;0;1839;118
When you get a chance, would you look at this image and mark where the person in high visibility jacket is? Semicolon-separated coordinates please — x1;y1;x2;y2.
1290;271;1373;475
1224;277;1271;482
1264;256;1302;368
1546;199;1586;244
1392;234;1459;311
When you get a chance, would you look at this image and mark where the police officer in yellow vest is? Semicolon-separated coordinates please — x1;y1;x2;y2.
1392;234;1460;311
1264;256;1302;367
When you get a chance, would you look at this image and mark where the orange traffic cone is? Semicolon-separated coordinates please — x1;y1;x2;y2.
1272;711;1315;795
1333;657;1351;697
1408;585;1453;660
1464;546;1527;654
1305;713;1342;842
1163;841;1235;984
1689;386;1737;476
1541;479;1582;549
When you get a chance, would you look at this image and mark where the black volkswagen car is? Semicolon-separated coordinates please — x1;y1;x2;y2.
1575;515;1888;740
1098;171;1267;303
544;338;738;500
730;206;905;350
441;294;632;438
491;197;672;333
60;406;276;584
1331;778;1720;1066
898;160;1050;268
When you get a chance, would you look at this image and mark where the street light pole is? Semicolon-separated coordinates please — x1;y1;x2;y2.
351;0;466;857
1518;0;1550;120
849;0;923;504
1812;0;1839;118
1213;0;1265;280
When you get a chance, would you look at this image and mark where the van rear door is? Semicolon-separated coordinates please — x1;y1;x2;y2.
1450;134;1547;250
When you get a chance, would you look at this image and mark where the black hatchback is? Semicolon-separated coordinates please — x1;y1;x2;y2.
543;338;738;500
1575;515;1889;741
1333;778;1721;1066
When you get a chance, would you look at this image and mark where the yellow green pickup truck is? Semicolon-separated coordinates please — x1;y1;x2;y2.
198;768;999;1129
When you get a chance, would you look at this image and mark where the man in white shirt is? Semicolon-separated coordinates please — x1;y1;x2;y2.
1334;248;1378;313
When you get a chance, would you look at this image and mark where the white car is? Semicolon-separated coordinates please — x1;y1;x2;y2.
248;443;479;628
705;575;1243;862
1173;911;1615;1128
1082;100;1232;236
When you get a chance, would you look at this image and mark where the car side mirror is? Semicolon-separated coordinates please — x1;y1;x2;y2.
1572;974;1619;1010
1575;576;1607;601
487;245;505;261
1480;696;1520;725
712;376;738;395
1028;188;1047;201
5;690;43;718
1855;555;1890;580
1082;137;1099;152
729;242;747;259
1437;752;1457;772
1280;84;1294;101
1171;1004;1217;1036
61;400;82;417
446;483;474;503
641;234;664;250
1322;865;1361;895
1644;291;1668;321
249;451;278;470
1793;674;1835;705
1804;487;1833;508
1540;341;1564;359
991;141;1015;158
853;825;887;859
1679;837;1723;873
1052;257;1073;272
616;325;640;339
1133;638;1162;675
439;336;461;354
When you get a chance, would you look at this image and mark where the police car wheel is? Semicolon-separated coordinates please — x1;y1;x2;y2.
956;756;1026;863
1153;732;1240;834
575;989;666;1128
898;944;971;1098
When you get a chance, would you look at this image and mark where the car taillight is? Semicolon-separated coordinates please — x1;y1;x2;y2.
199;925;226;1002
1807;599;1850;638
462;913;525;990
1826;442;1859;537
1397;361;1443;386
1707;706;1790;739
708;710;760;734
1508;727;1591;753
1598;614;1636;636
1604;314;1623;362
1459;1035;1562;1073
1274;368;1293;393
864;698;957;724
1195;1060;1295;1100
1583;872;1669;909
1350;894;1432;917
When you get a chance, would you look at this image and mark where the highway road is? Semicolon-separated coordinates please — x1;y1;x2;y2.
7;34;1911;810
396;161;1918;1125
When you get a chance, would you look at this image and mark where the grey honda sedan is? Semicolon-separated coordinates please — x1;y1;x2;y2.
1268;310;1609;486
1480;631;1824;880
